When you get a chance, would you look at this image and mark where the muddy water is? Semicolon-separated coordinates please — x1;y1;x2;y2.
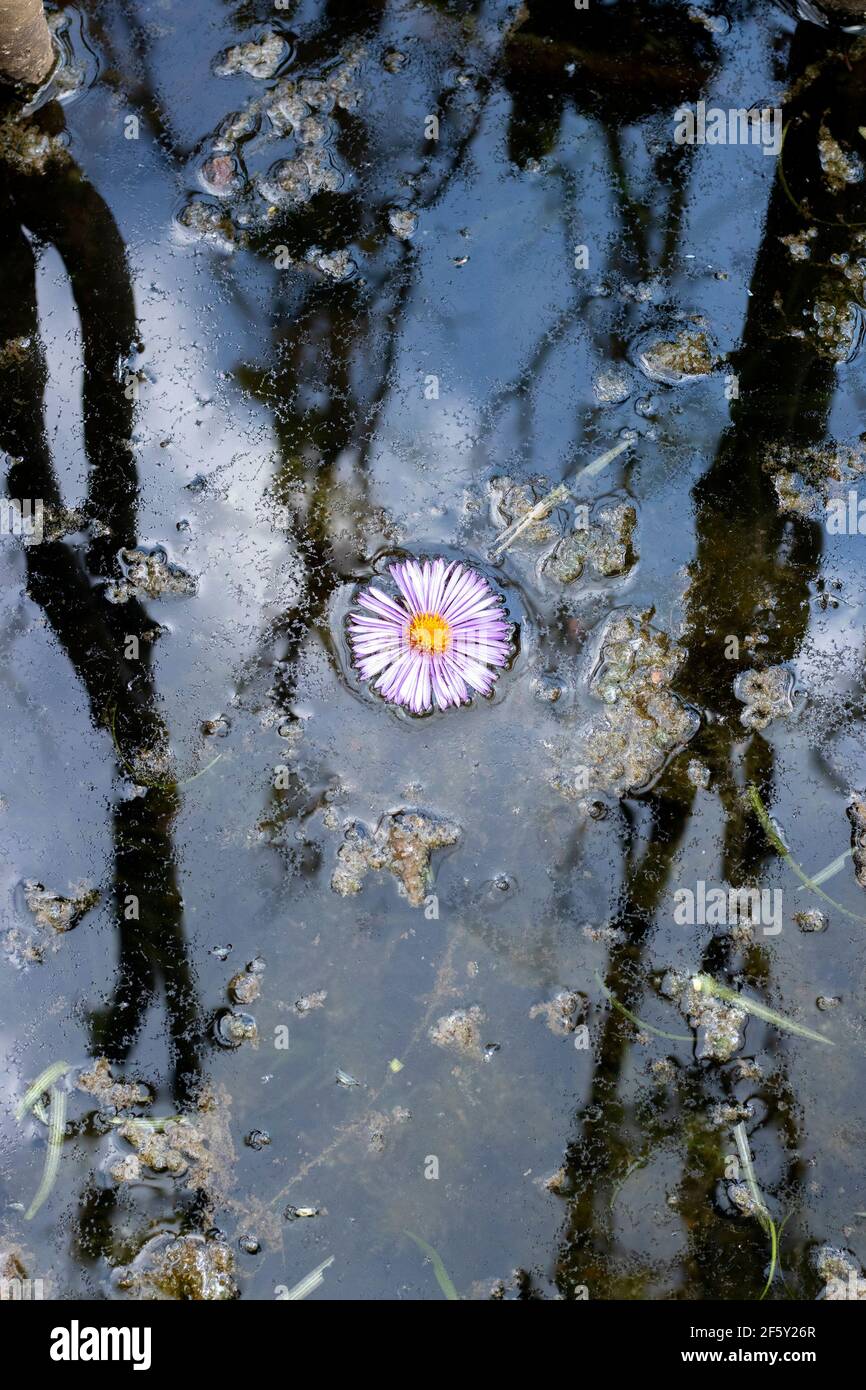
1;0;866;1301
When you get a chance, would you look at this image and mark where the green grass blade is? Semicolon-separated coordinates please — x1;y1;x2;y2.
734;1122;770;1234
797;849;852;891
25;1085;66;1220
747;785;866;924
733;1122;782;1300
281;1255;335;1300
404;1230;459;1300
759;1217;779;1301
694;975;833;1046
596;972;692;1041
15;1061;72;1122
179;753;223;786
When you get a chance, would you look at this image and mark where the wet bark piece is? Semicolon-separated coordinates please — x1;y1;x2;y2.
823;0;866;12
0;0;53;87
847;800;866;886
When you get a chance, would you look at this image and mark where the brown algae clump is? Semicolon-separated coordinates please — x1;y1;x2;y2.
78;1058;150;1111
638;328;717;384
114;1233;238;1301
579;610;699;796
429;1006;486;1055
331;809;460;907
733;666;795;731
108;547;198;603
662;971;746;1062
214;33;288;80
24;880;99;934
529;990;586;1036
545;497;637;583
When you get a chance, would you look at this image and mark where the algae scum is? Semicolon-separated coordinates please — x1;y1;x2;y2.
3;0;866;1302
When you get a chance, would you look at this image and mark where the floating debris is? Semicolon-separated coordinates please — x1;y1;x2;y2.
529;990;586;1036
429;1006;485;1055
638;328;717;384
304;245;355;281
530;670;566;703
489;476;565;547
592;365;633;405
110;1086;235;1200
293;990;327;1015
814;1245;866;1300
228;963;263;1006
77;1058;150;1111
213;1009;258;1048
793;908;828;933
367;1105;411;1153
200;153;242;196
779;227;818;262
663;971;746;1061
176;199;238;253
576;610;699;797
23;880;98;934
598;973;691;1042
544;497;637;583
108;547;198;603
215;33;288;80
389;208;418;240
331;808;460;907
847;799;866;887
284;1204;323;1220
818;123;864;192
749;785;866;924
732;1121;781;1299
15;1061;73;1122
687;759;711;789
489;438;631;560
798;848;852;893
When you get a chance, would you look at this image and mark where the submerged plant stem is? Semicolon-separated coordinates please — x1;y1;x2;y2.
747;785;866;925
489;437;631;559
733;1121;787;1300
596;972;691;1041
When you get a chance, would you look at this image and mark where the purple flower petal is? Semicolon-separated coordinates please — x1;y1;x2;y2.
349;558;511;713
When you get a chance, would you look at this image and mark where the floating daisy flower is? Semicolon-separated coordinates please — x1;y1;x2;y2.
349;558;512;714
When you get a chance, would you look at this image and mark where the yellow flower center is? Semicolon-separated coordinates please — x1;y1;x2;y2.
408;611;451;654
